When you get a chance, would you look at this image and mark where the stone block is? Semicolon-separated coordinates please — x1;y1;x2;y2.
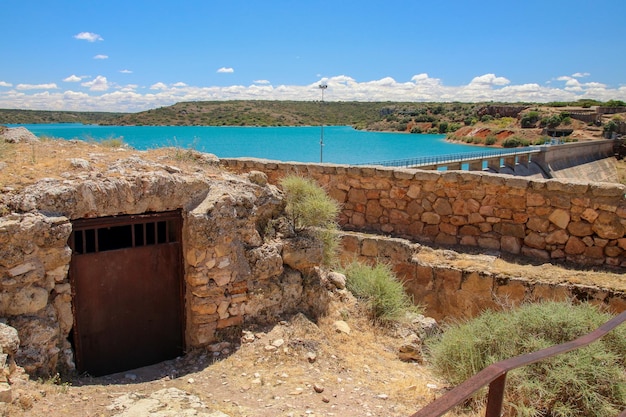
501;236;521;254
477;237;500;250
548;209;570;229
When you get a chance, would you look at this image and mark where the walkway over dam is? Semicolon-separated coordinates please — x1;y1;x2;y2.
363;139;618;183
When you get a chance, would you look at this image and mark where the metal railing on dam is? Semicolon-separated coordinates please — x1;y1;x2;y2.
360;147;541;170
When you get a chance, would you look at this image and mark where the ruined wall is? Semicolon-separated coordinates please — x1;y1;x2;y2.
0;161;328;376
339;231;626;321
221;159;626;268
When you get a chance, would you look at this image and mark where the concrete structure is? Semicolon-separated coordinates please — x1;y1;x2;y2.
365;140;618;182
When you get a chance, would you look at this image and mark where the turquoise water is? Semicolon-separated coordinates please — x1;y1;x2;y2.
11;124;479;165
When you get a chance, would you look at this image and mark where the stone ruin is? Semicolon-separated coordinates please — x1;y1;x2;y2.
0;142;334;384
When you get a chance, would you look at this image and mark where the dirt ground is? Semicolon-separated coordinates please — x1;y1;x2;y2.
3;298;459;417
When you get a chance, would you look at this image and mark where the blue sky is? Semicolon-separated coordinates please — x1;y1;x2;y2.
1;0;625;112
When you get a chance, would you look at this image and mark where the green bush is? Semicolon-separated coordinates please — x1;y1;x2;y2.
280;175;341;266
342;261;421;323
484;135;497;146
520;111;540;128
426;301;626;417
502;137;523;148
541;115;562;129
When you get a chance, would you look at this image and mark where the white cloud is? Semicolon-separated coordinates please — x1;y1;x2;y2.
572;72;590;78
150;82;168;90
120;84;138;92
81;75;109;91
16;83;58;90
254;80;270;84
2;73;626;113
74;32;103;42
217;67;234;73
63;75;82;82
120;69;133;74
93;54;109;60
469;73;510;86
0;81;12;87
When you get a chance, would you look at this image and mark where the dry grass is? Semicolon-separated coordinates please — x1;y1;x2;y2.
0;139;222;191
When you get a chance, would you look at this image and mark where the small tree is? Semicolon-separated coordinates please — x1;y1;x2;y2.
280;175;341;266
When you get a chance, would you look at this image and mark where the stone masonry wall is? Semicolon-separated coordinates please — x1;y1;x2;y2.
0;159;328;376
221;159;626;268
339;231;626;321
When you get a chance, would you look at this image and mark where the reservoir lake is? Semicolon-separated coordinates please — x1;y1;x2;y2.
13;124;479;165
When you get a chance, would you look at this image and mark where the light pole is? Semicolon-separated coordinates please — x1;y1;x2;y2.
318;83;327;163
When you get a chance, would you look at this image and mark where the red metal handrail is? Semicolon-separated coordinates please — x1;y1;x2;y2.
410;309;626;417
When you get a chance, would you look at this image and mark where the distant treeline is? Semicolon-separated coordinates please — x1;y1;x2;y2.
1;99;622;131
0;108;124;125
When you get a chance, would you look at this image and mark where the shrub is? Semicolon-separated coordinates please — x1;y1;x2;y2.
410;126;422;134
520;111;540;128
426;301;626;417
280;175;341;266
342;261;421;323
502;137;523;148
540;114;562;128
98;137;125;148
484;135;497;146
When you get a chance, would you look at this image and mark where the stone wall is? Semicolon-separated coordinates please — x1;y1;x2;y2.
339;231;626;321
221;159;626;268
0;160;328;376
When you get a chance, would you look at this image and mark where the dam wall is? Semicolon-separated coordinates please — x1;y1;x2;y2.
531;140;618;182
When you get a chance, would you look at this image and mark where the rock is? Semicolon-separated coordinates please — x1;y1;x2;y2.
313;383;324;393
271;338;284;348
333;320;351;335
0;323;20;356
241;331;255;344
247;171;268;186
106;388;230;417
0;383;11;403
0;127;39;144
306;352;317;363
69;158;91;170
398;334;424;363
327;271;346;290
282;236;323;272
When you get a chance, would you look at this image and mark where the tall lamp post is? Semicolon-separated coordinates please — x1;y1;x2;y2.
318;83;327;163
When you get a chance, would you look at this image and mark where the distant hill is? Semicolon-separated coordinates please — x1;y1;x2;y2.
2;100;623;148
0;109;124;125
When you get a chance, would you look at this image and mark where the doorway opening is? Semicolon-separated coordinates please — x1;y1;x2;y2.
69;211;184;376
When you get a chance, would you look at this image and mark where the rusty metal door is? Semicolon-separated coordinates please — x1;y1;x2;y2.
70;211;184;376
